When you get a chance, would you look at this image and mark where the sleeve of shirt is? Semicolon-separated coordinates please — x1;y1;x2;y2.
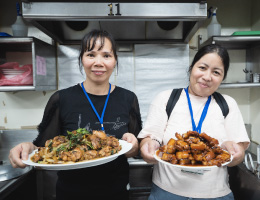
137;90;171;144
223;94;250;149
33;91;62;147
128;93;142;137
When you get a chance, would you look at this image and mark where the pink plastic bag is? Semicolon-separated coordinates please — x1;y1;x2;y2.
0;62;33;86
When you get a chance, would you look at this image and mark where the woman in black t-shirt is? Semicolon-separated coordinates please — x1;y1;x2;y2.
9;30;142;200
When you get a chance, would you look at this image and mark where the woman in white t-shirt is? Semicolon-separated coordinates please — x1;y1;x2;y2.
138;44;250;200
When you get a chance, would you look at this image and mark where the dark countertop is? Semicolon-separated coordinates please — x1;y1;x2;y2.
228;152;260;200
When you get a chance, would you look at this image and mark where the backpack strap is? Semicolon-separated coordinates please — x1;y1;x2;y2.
212;92;229;118
166;88;183;118
166;89;229;119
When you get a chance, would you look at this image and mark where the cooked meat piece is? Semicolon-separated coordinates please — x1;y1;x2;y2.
182;131;199;139
199;132;219;146
166;138;176;154
193;153;203;162
176;151;190;160
59;147;83;162
185;137;200;144
176;140;190;151
202;151;216;161
102;136;119;147
190;141;207;151
88;135;102;150
84;150;98;160
175;132;184;141
99;146;112;157
179;159;191;165
93;130;107;140
215;152;231;162
52;136;68;147
161;153;176;162
31;152;41;163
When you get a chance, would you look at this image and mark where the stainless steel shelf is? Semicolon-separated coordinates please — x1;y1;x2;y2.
219;82;260;89
200;36;260;49
0;37;57;92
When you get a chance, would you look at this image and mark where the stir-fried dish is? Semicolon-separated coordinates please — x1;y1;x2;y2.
157;131;231;167
31;128;122;164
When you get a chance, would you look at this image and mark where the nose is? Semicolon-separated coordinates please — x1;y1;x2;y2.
202;70;212;82
94;55;103;66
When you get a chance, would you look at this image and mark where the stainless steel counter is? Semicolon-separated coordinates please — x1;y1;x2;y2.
0;129;38;199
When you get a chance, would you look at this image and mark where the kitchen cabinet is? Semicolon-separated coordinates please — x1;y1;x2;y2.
0;37;57;91
199;35;260;88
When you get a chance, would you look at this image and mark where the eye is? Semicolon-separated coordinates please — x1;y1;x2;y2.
104;54;112;58
214;71;220;75
87;53;94;57
199;66;206;70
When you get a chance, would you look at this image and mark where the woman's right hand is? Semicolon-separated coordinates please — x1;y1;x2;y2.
9;142;37;168
140;137;160;164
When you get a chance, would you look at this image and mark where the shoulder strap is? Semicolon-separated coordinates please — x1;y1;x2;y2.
212;92;229;118
166;88;183;118
166;89;229;119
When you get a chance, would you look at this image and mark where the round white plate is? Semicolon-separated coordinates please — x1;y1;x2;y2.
154;150;233;170
22;140;132;170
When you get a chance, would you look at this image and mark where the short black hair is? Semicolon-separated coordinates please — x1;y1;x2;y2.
189;44;230;80
78;29;117;73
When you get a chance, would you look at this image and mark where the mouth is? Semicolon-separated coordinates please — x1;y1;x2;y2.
199;82;209;88
92;71;106;75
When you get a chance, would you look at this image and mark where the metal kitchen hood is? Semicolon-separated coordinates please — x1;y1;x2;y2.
22;1;207;44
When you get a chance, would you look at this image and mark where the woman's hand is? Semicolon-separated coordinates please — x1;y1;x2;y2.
9;142;37;168
140;137;160;164
122;133;139;158
221;141;246;167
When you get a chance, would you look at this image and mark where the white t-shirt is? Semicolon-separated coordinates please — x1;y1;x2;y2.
138;89;250;198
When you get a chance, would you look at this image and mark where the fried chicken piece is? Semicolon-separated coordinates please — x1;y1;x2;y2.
99;146;112;157
84;150;98;160
93;130;107;140
59;147;83;162
88;135;102;150
106;136;120;147
52;136;68;147
31;152;41;163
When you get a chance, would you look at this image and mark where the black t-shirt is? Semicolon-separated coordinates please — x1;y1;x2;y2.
33;84;142;198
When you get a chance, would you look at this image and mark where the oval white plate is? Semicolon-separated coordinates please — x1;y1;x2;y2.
22;140;132;170
154;150;233;170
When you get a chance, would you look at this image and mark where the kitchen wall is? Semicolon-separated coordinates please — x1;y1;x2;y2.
0;0;260;145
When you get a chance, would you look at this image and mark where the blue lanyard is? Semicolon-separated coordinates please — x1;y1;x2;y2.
81;82;111;131
184;87;211;133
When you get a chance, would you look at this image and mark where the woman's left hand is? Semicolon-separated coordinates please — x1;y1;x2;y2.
221;141;246;167
122;133;139;158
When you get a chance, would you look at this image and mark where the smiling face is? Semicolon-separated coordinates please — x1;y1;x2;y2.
81;37;117;86
189;53;225;97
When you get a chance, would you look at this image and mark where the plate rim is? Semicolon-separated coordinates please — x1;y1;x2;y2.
22;139;132;170
154;149;233;170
